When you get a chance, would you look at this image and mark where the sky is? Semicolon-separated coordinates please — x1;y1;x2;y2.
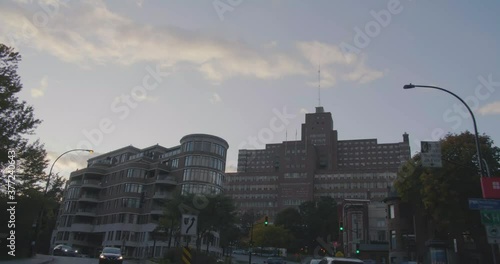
1;0;499;178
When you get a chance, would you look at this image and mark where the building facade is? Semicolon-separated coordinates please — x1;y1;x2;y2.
51;134;228;258
225;107;411;255
225;106;411;218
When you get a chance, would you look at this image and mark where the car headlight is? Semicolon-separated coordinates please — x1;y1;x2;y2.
118;256;123;260
75;250;78;253
64;249;68;252
100;254;105;259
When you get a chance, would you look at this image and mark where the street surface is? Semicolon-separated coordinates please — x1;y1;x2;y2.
231;253;302;264
51;255;140;264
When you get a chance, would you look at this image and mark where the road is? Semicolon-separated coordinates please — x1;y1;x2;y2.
231;253;302;264
51;255;141;264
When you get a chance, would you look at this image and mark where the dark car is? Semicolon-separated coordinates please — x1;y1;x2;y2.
52;244;78;257
99;247;123;264
265;257;287;264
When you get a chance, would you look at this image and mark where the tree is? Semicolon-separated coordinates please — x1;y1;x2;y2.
298;196;339;251
275;207;304;252
162;193;238;251
0;44;42;164
0;44;48;195
252;224;293;248
394;132;500;261
275;207;303;232
0;44;51;257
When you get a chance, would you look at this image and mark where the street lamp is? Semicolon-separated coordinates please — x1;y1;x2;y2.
403;83;489;177
404;83;496;264
32;148;93;256
44;148;94;194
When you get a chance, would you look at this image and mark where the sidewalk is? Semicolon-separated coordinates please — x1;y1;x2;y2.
0;254;53;264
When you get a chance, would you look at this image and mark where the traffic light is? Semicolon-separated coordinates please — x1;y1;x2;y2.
264;216;268;226
339;221;344;231
355;243;360;254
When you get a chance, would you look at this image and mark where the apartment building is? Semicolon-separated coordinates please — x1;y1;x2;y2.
51;134;228;258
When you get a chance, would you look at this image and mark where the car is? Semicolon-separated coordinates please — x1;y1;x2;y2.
264;257;286;264
99;247;123;264
232;249;247;255
318;257;364;264
52;244;78;257
309;259;322;264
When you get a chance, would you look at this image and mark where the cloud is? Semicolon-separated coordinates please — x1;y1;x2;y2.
31;75;48;98
135;0;145;7
297;41;384;87
264;40;278;49
479;101;500;115
210;93;222;104
299;108;309;114
46;150;93;179
0;1;383;86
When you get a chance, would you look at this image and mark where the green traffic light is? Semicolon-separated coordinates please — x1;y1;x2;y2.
356;250;360;254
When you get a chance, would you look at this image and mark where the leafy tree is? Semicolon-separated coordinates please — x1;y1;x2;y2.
161;193;238;251
299;196;339;250
0;44;52;257
252;224;293;248
0;44;42;164
275;207;303;233
275;207;305;252
394;132;500;261
0;44;48;195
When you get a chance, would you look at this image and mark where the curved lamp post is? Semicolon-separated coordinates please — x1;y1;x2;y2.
404;83;495;264
403;83;488;177
33;148;93;255
44;148;93;194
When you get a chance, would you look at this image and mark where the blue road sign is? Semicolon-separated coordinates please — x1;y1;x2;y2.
469;198;500;210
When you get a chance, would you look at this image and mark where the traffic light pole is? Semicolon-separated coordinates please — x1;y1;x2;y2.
249;216;268;264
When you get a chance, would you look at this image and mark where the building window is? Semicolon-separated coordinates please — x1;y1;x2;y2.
378;230;386;241
391;230;397;249
389;204;395;219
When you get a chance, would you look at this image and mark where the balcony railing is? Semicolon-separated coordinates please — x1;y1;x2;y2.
156;175;177;185
153;192;173;200
82;179;102;188
75;208;97;216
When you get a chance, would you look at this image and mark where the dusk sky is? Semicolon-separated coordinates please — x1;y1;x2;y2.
1;0;499;178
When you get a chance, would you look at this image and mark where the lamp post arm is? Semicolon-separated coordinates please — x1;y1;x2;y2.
406;84;486;176
44;148;93;194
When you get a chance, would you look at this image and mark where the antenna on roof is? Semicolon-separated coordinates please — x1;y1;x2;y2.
318;64;321;107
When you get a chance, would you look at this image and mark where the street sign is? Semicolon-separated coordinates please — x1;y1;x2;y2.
481;177;500;199
421;141;442;168
481;211;500;225
181;214;197;236
468;198;500;210
486;225;500;244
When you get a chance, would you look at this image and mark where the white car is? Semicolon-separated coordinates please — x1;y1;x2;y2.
318;257;364;264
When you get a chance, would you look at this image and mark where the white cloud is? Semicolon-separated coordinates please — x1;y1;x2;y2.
31;75;48;98
299;108;309;114
46;150;93;179
297;41;383;87
479;101;500;115
210;93;222;104
264;40;278;49
135;0;145;7
0;1;383;86
341;59;384;84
